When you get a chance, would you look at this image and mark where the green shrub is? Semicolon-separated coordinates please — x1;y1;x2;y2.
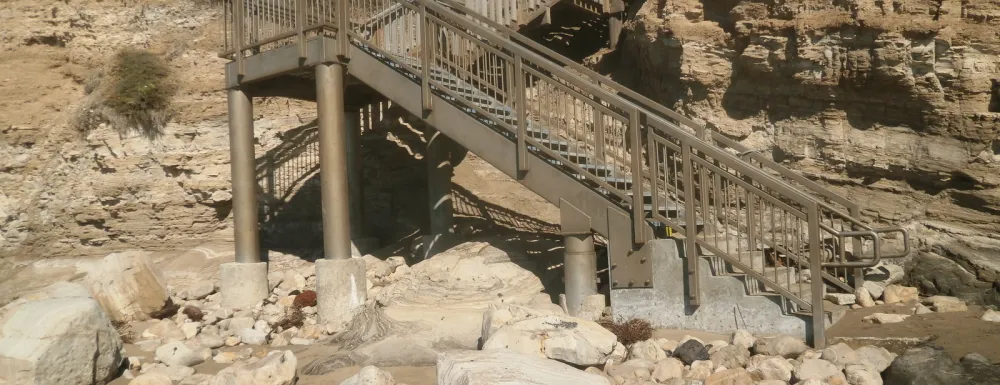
72;48;176;139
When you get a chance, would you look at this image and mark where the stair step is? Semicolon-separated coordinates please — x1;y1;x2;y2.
554;150;590;163
527;138;570;151
578;163;615;177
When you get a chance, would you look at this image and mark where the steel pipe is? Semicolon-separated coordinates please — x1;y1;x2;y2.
227;87;261;264
564;233;598;316
346;107;365;240
316;63;352;260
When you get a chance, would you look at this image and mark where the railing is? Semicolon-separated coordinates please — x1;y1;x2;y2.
220;0;910;347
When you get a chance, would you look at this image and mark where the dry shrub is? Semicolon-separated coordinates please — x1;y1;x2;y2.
111;320;137;344
182;306;205;322
599;318;653;346
148;298;181;320
72;48;176;139
293;290;318;308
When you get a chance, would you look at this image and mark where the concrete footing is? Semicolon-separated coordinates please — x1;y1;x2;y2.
220;262;269;310
316;258;367;328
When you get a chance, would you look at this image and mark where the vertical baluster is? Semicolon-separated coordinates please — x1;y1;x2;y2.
682;143;699;306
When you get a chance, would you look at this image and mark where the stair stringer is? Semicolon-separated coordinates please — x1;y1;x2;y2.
346;44;649;246
610;239;838;340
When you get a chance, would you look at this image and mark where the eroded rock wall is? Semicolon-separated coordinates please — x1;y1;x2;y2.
604;0;1000;295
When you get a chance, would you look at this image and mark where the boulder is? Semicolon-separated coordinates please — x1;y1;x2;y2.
142;319;187;342
845;364;883;385
606;359;655;381
79;250;170;322
705;368;753;385
748;356;793;382
753;336;808;358
214;348;254;364
239;328;268;345
130;372;174;385
179;374;214;385
884;346;968;385
981;309;1000;322
863;281;886;300
922;296;968;312
673;339;710;365
651;357;685;382
883;285;919;304
862;313;909;324
684;360;714;381
855;288;876;308
825;293;857;305
731;330;755;350
710;345;750;370
821;343;861;369
0;283;123;385
347;337;438;367
576;294;607;322
906;252;994;304
914;304;933;315
481;305;624;366
795;359;845;383
188;281;216;301
155;341;210;367
436;349;612;385
630;339;667;362
340;365;396;385
855;346;896;373
208;350;298;385
866;264;905;285
144;364;196;382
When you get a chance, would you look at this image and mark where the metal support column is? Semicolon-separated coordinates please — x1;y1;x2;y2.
564;233;598;316
228;87;260;264
346;106;365;240
316;63;352;260
427;127;454;236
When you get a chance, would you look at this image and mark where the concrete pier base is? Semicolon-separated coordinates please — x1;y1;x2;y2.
220;262;269;310
316;258;367;328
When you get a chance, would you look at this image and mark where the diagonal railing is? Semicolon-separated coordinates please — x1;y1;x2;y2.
219;0;910;347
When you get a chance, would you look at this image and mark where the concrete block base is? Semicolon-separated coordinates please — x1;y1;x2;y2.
316;258;367;328
611;239;815;339
220;262;269;310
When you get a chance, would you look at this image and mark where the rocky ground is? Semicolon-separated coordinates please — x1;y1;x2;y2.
2;237;1000;385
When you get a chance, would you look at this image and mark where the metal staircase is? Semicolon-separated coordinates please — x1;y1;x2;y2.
219;0;910;347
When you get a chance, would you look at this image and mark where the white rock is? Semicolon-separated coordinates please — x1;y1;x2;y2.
866;264;904;285
137;339;162;352
651;357;685;382
188;281;217;300
290;337;313;346
855;288;876;308
855;346;896;373
437;349;612;385
684;360;714;381
340;365;396;385
660;339;679;353
130;372;173;385
228;316;255;333
882;285;919;304
845;363;883;385
208;350;297;385
913;304;933;314
731;330;755;350
155;341;210;367
795;359;844;383
981;309;1000;322
143;319;187;342
606;359;654;380
481;305;625;366
748;356;793;382
630;339;667;362
922;296;967;312
179;373;214;385
213;348;253;364
254;319;272;335
863;281;885;300
279;271;307;291
198;333;224;349
224;336;241;347
705;368;753;385
825;293;857;305
239;328;268;345
862;313;909;324
757;381;789;385
271;333;289;347
79;250;170;322
576;294;606;321
752;336;808;358
181;322;202;340
0;284;123;385
145;364;196;382
821;343;861;368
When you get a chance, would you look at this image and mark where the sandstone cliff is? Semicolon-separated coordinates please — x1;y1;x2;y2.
596;0;1000;299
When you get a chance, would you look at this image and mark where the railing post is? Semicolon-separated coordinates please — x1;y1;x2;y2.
850;205;865;290
514;54;528;176
593;102;605;159
629;107;645;245
337;0;350;59
296;0;307;59
234;0;246;76
809;202;826;349
420;5;433;114
682;143;700;306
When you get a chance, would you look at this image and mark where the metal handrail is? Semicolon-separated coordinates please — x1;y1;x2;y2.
220;0;911;348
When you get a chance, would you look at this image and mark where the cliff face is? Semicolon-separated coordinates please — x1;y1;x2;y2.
602;0;1000;295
